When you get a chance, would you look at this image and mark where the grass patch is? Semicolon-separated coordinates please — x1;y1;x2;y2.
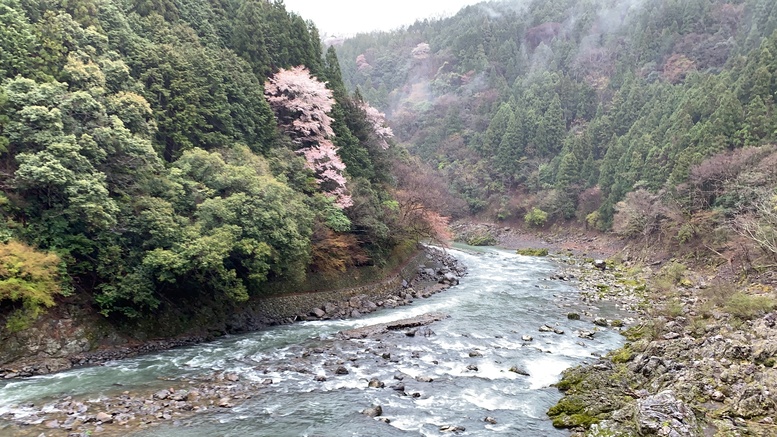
622;324;649;341
609;347;633;363
656;297;684;319
724;292;776;320
700;281;775;321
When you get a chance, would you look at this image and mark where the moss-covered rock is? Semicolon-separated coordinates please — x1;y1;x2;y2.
465;233;498;246
516;248;549;257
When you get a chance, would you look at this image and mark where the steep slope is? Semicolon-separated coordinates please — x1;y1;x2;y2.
337;0;777;230
0;0;439;343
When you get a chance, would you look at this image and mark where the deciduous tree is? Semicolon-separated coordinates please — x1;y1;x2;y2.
265;66;352;208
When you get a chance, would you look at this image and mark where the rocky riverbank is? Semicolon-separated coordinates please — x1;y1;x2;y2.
1;312;454;437
450;221;623;259
0;249;467;437
546;255;777;436
0;246;465;379
451;220;777;436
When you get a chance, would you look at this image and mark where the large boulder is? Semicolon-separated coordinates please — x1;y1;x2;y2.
635;390;699;437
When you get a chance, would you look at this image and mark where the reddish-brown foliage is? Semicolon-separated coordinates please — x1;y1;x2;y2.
576;186;603;221
613;189;669;242
309;225;370;276
525;22;562;50
662;54;696;84
389;159;467;244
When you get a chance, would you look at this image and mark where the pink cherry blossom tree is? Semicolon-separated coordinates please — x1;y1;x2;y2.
359;102;394;150
265;66;352;208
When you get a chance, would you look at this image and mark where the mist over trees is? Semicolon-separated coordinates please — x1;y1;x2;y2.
336;0;777;243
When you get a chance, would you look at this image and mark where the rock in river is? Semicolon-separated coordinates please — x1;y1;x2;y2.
361;405;383;417
509;366;530;376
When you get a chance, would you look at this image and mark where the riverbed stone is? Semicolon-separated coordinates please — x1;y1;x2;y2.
441;272;459;285
509;366;530;376
390;383;405;392
310;308;326;318
323;302;338;315
577;330;596;339
361;405;382;417
368;379;384;388
217;398;233;408
635;390;699;437
153;390;170;400
335;366;349;375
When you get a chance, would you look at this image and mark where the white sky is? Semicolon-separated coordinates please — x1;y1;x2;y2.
283;0;486;36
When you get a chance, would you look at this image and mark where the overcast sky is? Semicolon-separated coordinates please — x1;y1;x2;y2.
283;0;486;36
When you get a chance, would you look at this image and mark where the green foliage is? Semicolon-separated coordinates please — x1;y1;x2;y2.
336;0;777;225
0;0;404;324
547;396;601;429
524;207;548;228
0;240;63;331
516;247;549;256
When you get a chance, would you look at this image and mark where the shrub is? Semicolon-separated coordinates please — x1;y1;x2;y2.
701;281;737;307
654;261;688;294
586;211;606;231
612;189;667;239
724;292;775;320
0;240;63;331
524;207;548;227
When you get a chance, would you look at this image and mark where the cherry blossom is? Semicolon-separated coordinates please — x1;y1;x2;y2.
359;102;394;150
265;66;352;208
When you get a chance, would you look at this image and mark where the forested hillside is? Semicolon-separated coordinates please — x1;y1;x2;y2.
337;0;777;256
0;0;433;329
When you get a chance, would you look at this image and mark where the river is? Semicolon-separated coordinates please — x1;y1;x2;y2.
0;246;628;436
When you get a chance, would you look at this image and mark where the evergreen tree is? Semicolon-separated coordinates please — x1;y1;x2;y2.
481;102;513;156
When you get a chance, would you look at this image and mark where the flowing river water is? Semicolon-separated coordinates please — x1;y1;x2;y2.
0;247;629;436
